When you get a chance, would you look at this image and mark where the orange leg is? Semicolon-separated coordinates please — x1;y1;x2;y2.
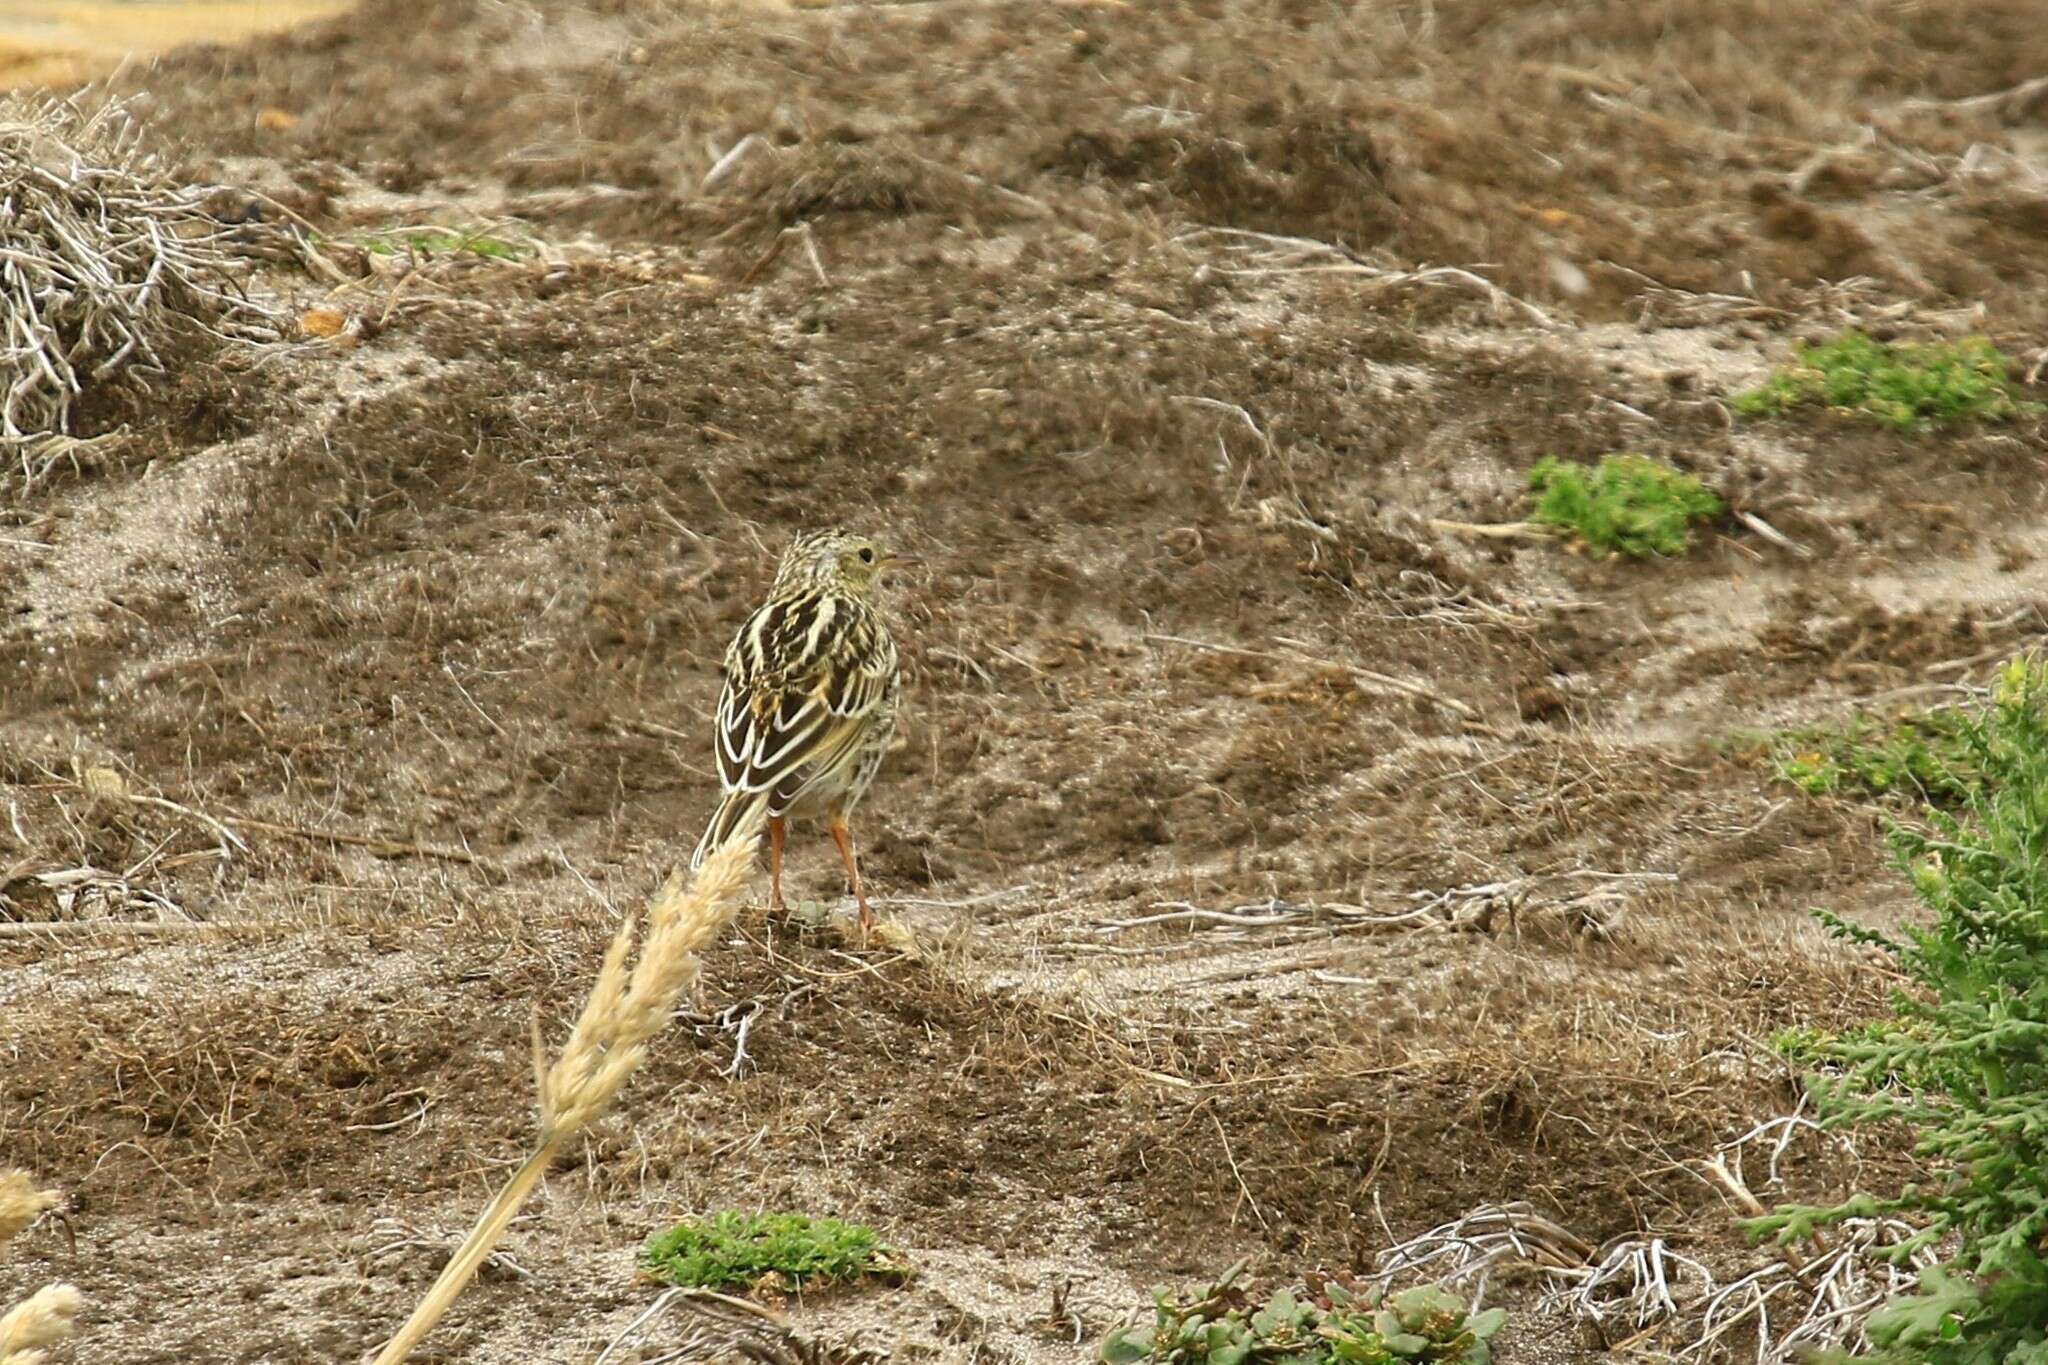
828;814;872;937
768;816;787;912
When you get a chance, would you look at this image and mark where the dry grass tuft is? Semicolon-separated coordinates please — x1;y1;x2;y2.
0;1285;81;1365
767;144;953;224
0;92;267;488
0;1173;56;1242
371;830;762;1365
0;1170;78;1365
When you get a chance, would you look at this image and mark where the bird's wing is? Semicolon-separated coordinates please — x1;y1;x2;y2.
713;593;894;808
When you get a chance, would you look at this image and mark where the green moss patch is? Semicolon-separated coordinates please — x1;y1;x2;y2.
1733;331;2037;430
1527;454;1723;558
640;1211;907;1293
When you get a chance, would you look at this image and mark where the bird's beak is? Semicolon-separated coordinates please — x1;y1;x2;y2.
884;554;923;569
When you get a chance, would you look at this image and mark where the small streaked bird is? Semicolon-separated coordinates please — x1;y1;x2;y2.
689;529;909;935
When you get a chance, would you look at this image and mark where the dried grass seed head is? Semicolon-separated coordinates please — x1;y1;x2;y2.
0;1283;83;1365
0;1173;56;1243
539;833;758;1134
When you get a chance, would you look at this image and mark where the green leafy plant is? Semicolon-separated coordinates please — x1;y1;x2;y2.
1750;656;2048;1362
1526;454;1723;558
640;1211;907;1293
1100;1262;1504;1365
355;226;532;261
1760;707;1985;805
1732;332;2039;431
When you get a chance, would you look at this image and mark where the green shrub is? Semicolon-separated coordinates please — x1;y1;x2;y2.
1732;332;2038;431
1526;454;1723;558
1100;1263;1504;1365
1751;657;2048;1362
640;1211;906;1292
1762;708;1984;805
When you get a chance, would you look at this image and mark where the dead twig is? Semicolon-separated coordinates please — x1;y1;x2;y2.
897;148;1055;219
1427;518;1554;542
1734;510;1812;558
790;222;829;287
1097;904;1305;933
1142;632;1480;721
1209;1108;1271;1233
1095;898;1449;940
1274;635;1481;720
1180;225;1554;327
0;919;273;940
1902;74;2048;122
876;884;1033;909
702;133;769;191
1172;395;1276;461
115;792;248;858
1928;644;2016;677
221;812;484;865
363;1215;530;1279
442;664;509;737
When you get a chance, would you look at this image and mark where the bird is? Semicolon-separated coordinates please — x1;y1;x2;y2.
690;529;909;936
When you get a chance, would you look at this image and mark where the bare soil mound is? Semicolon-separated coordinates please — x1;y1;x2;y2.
4;1;2046;1360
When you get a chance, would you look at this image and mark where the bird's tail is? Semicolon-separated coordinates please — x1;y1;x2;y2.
690;788;770;870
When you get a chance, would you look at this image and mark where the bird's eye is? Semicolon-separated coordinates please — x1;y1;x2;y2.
858;548;875;564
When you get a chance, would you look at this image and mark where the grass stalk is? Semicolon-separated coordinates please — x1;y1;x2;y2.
370;1143;563;1365
370;828;761;1364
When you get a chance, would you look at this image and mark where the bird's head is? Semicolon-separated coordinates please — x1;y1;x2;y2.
774;529;914;597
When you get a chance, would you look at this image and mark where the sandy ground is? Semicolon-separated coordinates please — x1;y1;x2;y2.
4;0;2048;1360
0;0;353;89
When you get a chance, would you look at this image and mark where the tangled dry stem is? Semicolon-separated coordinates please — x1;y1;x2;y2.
0;1171;78;1365
371;829;761;1365
1178;225;1556;327
1673;1217;1931;1363
1371;1200;1597;1302
594;1285;885;1365
0;92;267;487
1368;1115;1938;1362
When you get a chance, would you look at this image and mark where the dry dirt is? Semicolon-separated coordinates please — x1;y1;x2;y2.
5;0;2048;1361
